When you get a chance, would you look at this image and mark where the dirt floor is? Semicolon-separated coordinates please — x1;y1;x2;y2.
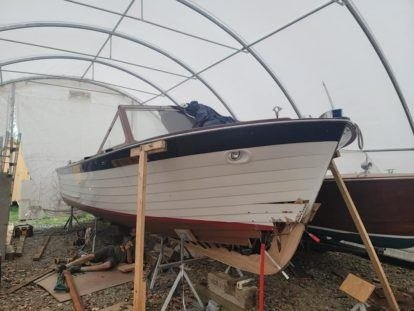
1;220;414;311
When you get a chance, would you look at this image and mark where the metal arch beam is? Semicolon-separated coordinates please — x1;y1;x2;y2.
1;68;158;96
0;54;181;106
0;75;143;104
177;0;303;118
0;37;192;78
342;0;414;136
0;22;237;119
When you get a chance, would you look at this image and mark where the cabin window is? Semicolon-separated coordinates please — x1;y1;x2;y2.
101;116;125;151
126;109;194;142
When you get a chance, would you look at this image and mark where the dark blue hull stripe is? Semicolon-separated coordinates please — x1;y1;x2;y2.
57;119;350;175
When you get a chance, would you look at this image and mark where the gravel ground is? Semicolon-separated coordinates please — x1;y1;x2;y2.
1;221;413;310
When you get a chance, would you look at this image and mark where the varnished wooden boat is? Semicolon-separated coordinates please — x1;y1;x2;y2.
309;174;414;249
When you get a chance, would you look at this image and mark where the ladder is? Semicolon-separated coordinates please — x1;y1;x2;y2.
1;132;22;193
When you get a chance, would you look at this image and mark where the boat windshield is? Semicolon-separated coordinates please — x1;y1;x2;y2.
126;108;194;142
99;106;194;152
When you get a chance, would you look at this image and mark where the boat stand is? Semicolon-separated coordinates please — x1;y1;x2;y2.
91;216;98;252
149;236;166;290
350;302;368;311
161;234;204;311
63;206;80;231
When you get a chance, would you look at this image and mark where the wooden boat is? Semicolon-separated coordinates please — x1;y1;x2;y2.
56;104;356;274
309;174;414;249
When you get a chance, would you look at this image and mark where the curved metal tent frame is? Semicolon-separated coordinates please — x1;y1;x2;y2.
0;54;181;106
0;1;412;147
0;75;143;104
342;0;414;135
178;0;413;133
0;21;237;119
177;0;304;118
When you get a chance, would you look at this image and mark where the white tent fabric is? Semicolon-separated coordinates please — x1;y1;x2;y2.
0;0;413;211
8;80;132;211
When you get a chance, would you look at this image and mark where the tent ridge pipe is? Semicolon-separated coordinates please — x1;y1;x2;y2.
343;0;414;135
81;0;135;78
0;21;236;119
1;68;153;96
0;55;180;106
0;76;143;104
63;0;242;51
97;1;337;106
177;0;302;118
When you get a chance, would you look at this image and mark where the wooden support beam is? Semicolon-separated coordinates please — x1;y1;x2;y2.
63;270;85;311
329;159;399;311
131;140;166;311
33;235;51;261
15;235;25;257
7;267;55;294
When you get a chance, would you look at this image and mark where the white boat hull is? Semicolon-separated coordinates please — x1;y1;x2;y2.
58;141;336;228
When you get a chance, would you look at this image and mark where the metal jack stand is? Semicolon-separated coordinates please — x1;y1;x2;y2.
351;302;368;311
224;265;244;277
91;216;98;253
161;234;204;311
63;206;80;231
149;236;165;291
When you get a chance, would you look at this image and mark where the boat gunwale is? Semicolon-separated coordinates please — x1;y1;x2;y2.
57;117;356;172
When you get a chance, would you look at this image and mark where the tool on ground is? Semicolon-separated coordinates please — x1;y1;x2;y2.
54;271;69;292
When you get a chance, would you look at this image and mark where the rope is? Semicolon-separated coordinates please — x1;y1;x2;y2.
355;123;364;150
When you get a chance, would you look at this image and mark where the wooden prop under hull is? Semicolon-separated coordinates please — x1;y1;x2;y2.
185;223;305;275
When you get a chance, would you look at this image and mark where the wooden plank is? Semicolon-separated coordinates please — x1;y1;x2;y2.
33;235;51;261
131;140;166;311
7;267;55;294
340;273;375;303
330;160;399;311
196;285;248;311
5;224;13;245
5;244;15;260
63;270;85;311
174;229;197;242
15;234;25;256
130;140;167;157
117;263;135;273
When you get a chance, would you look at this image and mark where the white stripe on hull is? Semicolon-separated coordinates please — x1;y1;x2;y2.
58;141;337;226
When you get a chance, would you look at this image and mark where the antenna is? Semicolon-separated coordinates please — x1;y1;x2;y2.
322;81;335;110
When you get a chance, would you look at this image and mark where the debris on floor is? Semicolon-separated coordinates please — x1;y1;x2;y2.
0;219;413;310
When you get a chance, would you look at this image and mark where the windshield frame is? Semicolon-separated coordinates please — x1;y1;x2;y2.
97;105;193;154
